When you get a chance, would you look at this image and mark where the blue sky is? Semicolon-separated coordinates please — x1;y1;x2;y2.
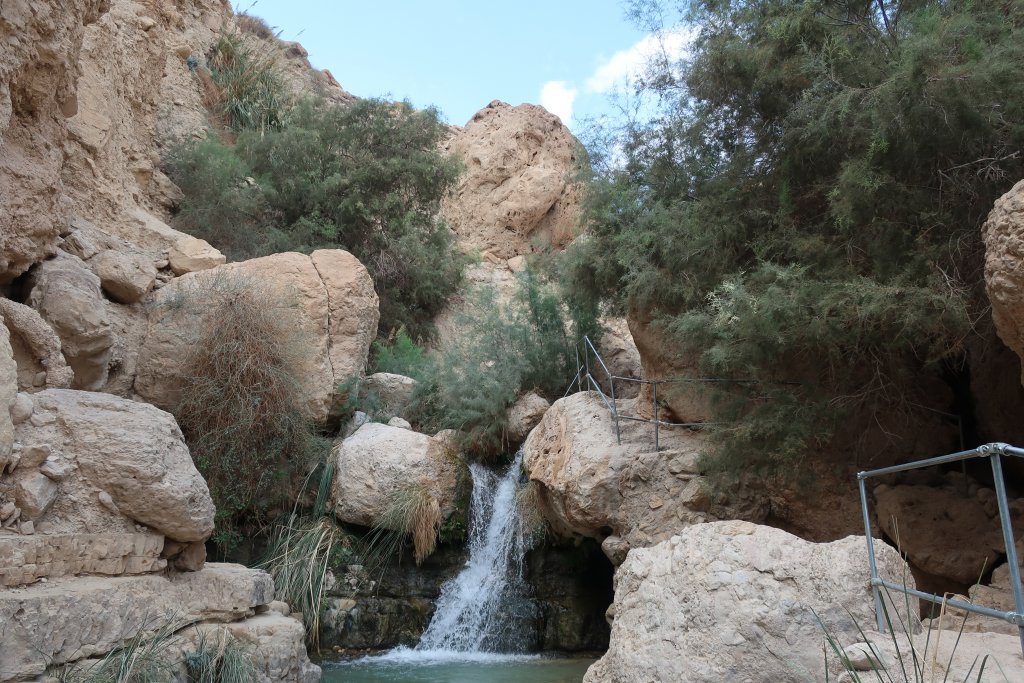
243;1;689;131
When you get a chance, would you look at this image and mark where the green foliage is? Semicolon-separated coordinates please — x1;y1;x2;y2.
203;31;288;133
166;97;465;337
169;274;327;553
372;328;430;379
401;271;599;458
566;0;1024;475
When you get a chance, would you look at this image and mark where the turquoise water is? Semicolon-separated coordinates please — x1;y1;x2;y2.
320;651;595;683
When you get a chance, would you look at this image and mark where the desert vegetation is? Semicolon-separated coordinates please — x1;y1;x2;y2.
564;0;1024;476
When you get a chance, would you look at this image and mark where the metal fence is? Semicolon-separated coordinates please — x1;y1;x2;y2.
858;442;1024;656
564;335;722;451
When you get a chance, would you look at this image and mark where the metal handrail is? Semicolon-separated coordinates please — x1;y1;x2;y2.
858;442;1024;657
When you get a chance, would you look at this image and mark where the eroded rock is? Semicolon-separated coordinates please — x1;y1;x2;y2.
983;178;1024;384
0;298;75;391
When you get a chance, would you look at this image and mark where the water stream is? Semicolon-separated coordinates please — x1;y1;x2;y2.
323;452;595;681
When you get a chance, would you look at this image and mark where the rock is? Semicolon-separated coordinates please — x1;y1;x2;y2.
595;317;642;399
27;253;114;390
441;101;583;259
364;372;418;416
89;248;157;303
523;391;714;553
842;642;891;671
332;422;460;529
584;521;915;683
268;600;291;616
0;310;15;468
15;472;59;520
136;250;378;424
506;391;550;442
0;563;274;680
187;613;321;683
0;298;75;391
983;179;1024;384
874;483;1005;584
168;234;226;275
507;255;527;273
10;392;33;424
39;456;72;481
161;539;207;572
387;416;413;430
12;389;215;542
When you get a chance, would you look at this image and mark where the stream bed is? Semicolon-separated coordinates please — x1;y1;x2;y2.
321;652;595;683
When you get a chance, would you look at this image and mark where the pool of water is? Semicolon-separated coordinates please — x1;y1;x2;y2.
320;650;595;683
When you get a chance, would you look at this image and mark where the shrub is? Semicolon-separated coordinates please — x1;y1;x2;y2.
398;270;598;458
169;274;327;552
165;97;465;338
235;13;276;41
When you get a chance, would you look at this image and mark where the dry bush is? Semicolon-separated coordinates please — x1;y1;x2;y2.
235;13;276;40
171;273;325;551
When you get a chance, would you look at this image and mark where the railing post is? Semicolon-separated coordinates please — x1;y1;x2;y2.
858;474;886;633
653;381;659;452
987;446;1024;657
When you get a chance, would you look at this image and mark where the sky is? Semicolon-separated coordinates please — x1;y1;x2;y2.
244;0;688;131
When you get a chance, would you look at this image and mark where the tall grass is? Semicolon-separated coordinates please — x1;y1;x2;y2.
57;615;181;683
183;628;257;683
201;31;289;133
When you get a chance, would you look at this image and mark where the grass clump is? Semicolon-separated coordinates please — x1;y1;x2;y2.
183;630;257;683
58;614;181;683
201;31;288;134
260;514;343;651
169;273;327;553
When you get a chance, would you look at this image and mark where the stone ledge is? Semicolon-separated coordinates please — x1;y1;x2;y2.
0;563;274;681
0;532;165;587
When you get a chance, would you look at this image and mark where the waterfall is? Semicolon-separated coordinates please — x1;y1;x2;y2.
414;450;533;654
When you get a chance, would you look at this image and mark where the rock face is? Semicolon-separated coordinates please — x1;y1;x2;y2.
0;0;111;282
595;317;642;399
506;391;550;443
523;391;716;557
983;178;1024;384
441;101;583;259
8;389;214;541
27;254;115;391
584;521;915;683
0;311;15;467
331;423;460;529
187;612;322;683
135;250;378;424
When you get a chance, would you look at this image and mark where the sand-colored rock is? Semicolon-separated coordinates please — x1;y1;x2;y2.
364;372;418;417
26;253;114;390
506;391;550;443
441;101;583;259
0;563;273;681
10;389;214;542
168;234;227;275
0;298;75;392
0;532;165;587
983;178;1024;384
584;521;915;683
595;317;642;399
523;391;718;554
89;248;157;303
0;312;15;468
135;250;378;424
331;422;459;529
186;613;322;683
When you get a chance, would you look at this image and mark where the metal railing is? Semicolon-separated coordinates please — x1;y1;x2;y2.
858;442;1024;656
565;335;721;451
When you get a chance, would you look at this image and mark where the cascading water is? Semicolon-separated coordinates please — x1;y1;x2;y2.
415;449;534;654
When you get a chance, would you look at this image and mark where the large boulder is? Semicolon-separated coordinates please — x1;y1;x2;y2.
522;391;716;557
983;178;1024;384
364;372;418;417
8;389;214;542
584;521;915;683
88;247;157;303
0;298;75;391
441;101;583;259
331;422;459;529
506;391;550;443
135;250;378;424
185;613;322;683
26;253;114;390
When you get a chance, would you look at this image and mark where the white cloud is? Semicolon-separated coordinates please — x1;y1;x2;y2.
585;27;694;94
539;80;578;123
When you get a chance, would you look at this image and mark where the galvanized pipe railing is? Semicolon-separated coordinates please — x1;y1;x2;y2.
858;442;1024;657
